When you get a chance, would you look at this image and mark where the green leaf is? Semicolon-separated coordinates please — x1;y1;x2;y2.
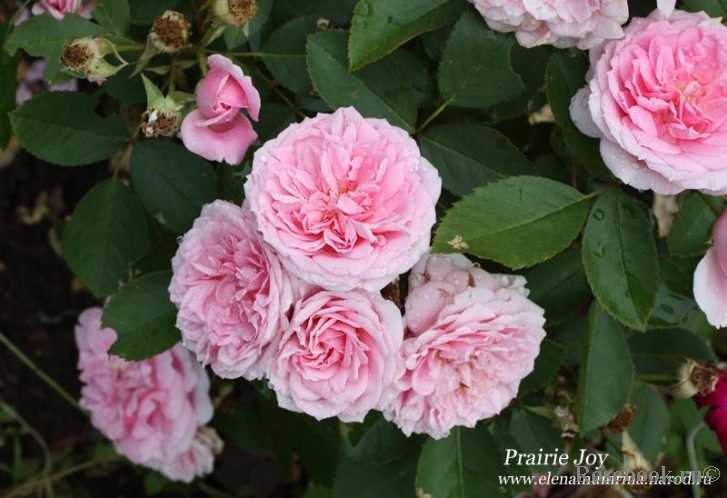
647;284;698;329
346;418;424;465
130;140;219;234
548;316;587;366
128;0;180;24
215;400;273;456
519;339;566;394
509;409;563;474
348;0;465;70
307;30;416;132
261;16;318;95
416;425;507;498
389;49;436;108
629;382;670;463
332;450;419;498
419;124;535;196
93;0;130;34
0;22;19;148
546;51;612;180
577;304;634;434
5;13;108;84
668;193;723;257
63;179;150;297
582;190;659;330
628;328;717;376
432;176;589;269
438;12;524;108
103;271;181;360
11;92;129;166
526;248;591;326
682;0;727;16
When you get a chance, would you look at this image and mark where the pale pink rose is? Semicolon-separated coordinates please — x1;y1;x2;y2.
382;253;546;439
468;0;628;50
155;427;224;483
694;210;727;327
32;0;95;19
169;200;298;380
75;307;218;483
16;59;78;105
180;54;260;164
269;288;404;422
245;106;442;292
570;9;727;195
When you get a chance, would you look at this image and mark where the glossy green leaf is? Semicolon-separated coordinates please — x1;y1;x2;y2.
130;140;219;234
63;179;150;297
628;328;717;376
438;12;524;108
0;22;19;148
526;248;591;326
5;13;108;84
546;51;612;180
416;425;507;498
271;0;358;25
577;304;634;433
11;92;128;166
103;271;181;360
433;176;589;269
261;16;318;94
128;0;180;24
668;193;723;257
548;316;587;366
629;382;670;463
682;0;727;16
348;0;465;70
419;124;535;196
93;0;130;34
519;339;566;394
346;418;424;465
509;409;563;474
307;30;416;131
582;190;658;330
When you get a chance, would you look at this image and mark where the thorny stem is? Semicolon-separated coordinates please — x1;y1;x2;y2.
0;331;85;416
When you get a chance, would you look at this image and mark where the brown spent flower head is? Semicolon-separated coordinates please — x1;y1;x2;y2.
212;0;258;28
60;41;93;72
668;359;720;398
60;37;126;83
141;108;180;137
150;10;191;53
606;404;637;433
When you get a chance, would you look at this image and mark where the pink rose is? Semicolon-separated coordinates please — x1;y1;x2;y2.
468;0;628;50
269;288;404;422
570;8;727;195
75;307;220;483
245;106;442;292
16;59;78;105
32;0;95;19
180;54;260;165
169;200;298;380
694;210;727;327
382;254;546;439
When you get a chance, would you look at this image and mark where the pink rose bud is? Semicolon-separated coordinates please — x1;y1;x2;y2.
245;106;442;292
32;0;96;19
269;288;404;423
570;8;727;195
468;0;629;50
75;307;219;483
180;54;260;164
382;253;546;439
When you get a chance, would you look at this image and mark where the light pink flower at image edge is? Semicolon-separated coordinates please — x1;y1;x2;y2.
382;253;546;440
180;54;260;165
74;307;220;483
268;288;404;423
694;210;727;328
467;0;629;50
32;0;96;19
245;106;442;293
569;7;727;195
169;200;298;381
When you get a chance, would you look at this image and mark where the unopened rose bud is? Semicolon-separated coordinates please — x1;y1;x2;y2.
148;11;191;54
212;0;257;28
667;359;719;398
60;37;126;83
140;75;190;137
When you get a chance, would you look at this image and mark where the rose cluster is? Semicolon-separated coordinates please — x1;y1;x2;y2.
75;307;222;482
169;106;547;438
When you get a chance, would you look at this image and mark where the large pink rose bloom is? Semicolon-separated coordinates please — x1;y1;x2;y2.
570;8;727;195
245;106;441;292
180;54;260;165
32;0;95;19
269;288;404;422
75;307;221;483
169;200;298;380
468;0;628;50
694;210;727;327
382;254;546;439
